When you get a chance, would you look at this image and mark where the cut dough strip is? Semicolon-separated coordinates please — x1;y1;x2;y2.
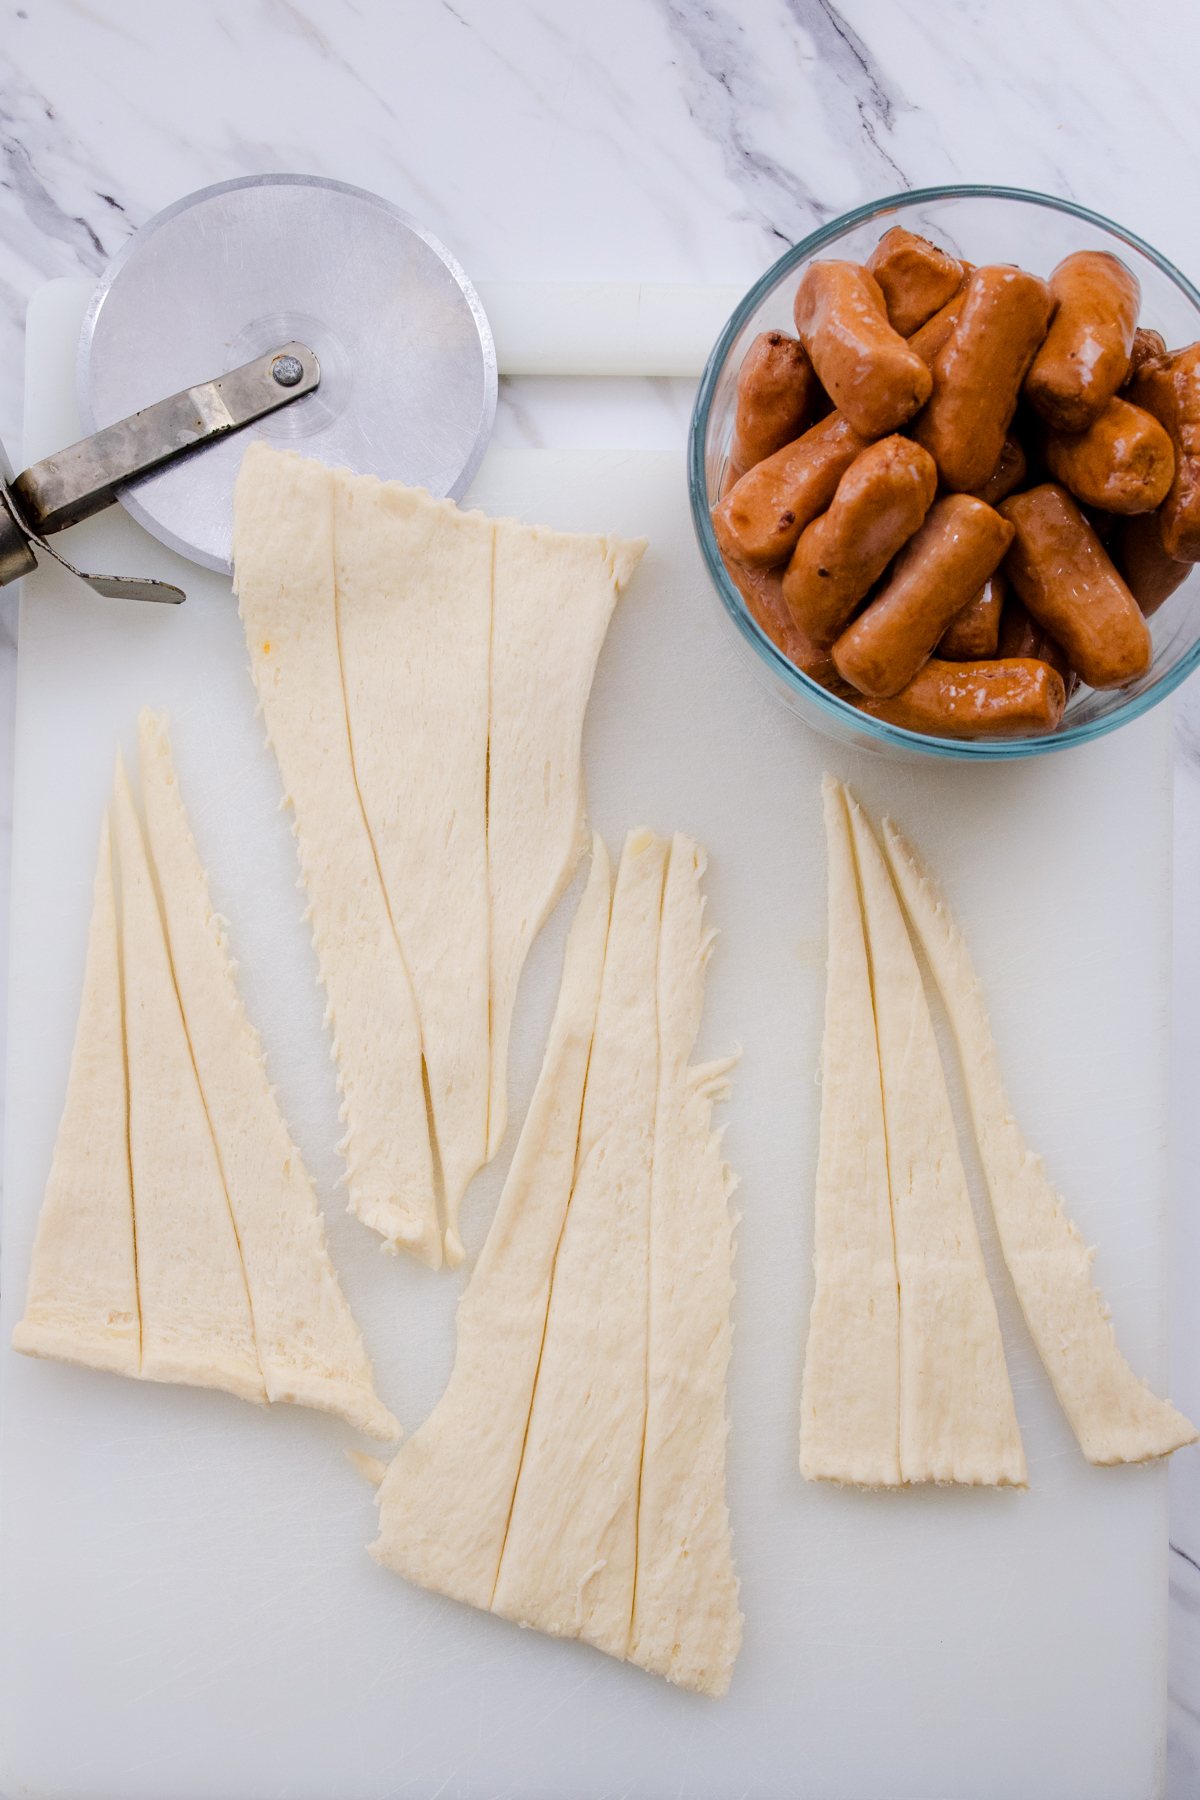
366;827;740;1695
15;727;395;1435
334;477;494;1268
111;753;265;1403
882;817;1197;1466
138;709;399;1442
233;442;439;1268
849;794;1025;1488
486;519;646;1162
234;442;643;1265
371;839;612;1608
629;833;742;1699
492;827;666;1658
798;777;901;1486
12;812;139;1376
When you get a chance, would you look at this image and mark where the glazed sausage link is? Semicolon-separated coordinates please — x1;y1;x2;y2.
793;261;933;438
998;484;1152;689
729;331;820;479
911;265;1055;493
1127;343;1200;561
1024;250;1140;432
866;227;967;337
711;412;868;569
855;657;1066;739
781;435;938;645
832;494;1014;697
1038;396;1175;516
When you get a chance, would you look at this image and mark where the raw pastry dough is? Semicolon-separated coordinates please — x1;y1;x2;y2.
492;827;666;1658
371;840;612;1607
111;754;264;1402
628;833;742;1698
849;796;1025;1487
333;477;493;1265
12;812;139;1375
365;828;740;1694
486;519;646;1161
799;777;901;1486
138;709;399;1441
233;443;438;1268
883;818;1198;1466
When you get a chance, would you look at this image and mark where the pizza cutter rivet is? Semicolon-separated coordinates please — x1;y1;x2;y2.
271;354;304;388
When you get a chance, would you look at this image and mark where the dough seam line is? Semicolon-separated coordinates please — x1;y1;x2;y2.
114;814;145;1368
617;850;667;1660
133;790;267;1382
331;531;441;1213
483;999;597;1613
847;789;903;1480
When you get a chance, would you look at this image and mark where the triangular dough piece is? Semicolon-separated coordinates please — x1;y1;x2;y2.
629;833;742;1699
491;827;665;1658
232;442;438;1268
848;795;1026;1487
137;709;399;1441
371;840;612;1607
12;812;139;1374
486;518;646;1161
883;818;1198;1466
799;778;901;1486
333;475;493;1267
111;754;265;1402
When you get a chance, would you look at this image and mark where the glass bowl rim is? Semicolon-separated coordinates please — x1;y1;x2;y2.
688;181;1200;761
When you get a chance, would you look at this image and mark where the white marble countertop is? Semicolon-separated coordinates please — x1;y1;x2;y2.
2;1;1199;1791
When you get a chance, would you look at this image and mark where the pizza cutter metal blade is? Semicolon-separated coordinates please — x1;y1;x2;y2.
76;173;497;577
0;174;496;605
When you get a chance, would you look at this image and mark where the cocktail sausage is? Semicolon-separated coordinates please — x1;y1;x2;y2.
1127;344;1200;560
793;261;933;437
729;331;820;478
911;265;1055;492
866;227;966;337
1024;251;1140;431
780;436;938;645
711;412;868;568
1039;397;1175;514
855;658;1066;739
998;484;1152;688
832;494;1014;697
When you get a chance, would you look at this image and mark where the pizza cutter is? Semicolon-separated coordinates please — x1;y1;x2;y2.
0;174;497;603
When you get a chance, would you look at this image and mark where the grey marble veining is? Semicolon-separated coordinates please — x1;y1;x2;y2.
2;0;1200;1789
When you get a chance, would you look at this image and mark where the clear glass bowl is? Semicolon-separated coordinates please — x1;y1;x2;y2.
688;184;1200;762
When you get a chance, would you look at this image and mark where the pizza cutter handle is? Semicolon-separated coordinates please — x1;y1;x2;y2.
0;341;320;603
14;342;319;537
0;484;184;604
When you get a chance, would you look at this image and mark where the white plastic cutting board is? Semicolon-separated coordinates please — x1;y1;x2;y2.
0;280;1179;1800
